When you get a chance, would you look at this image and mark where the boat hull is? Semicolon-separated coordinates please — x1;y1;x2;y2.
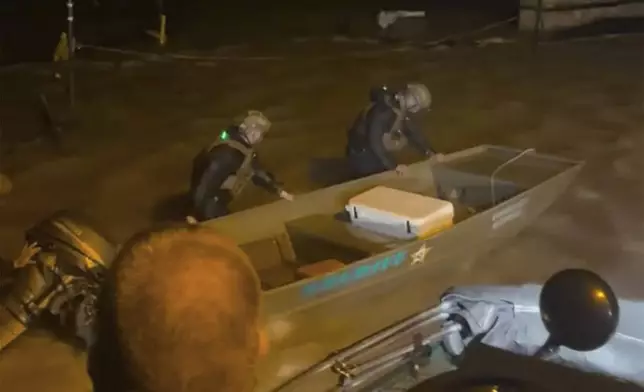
203;145;584;391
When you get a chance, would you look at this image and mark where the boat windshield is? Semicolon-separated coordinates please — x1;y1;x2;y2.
268;280;644;392
268;297;462;392
270;319;641;392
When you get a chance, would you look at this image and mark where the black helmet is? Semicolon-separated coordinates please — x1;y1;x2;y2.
369;85;396;105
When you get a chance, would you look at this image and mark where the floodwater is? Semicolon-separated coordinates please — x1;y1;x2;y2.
0;20;642;392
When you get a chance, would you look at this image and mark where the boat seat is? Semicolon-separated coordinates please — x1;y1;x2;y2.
274;230;297;264
260;265;298;290
286;214;393;256
239;231;296;272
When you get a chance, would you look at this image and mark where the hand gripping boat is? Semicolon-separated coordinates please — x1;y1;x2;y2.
202;145;585;391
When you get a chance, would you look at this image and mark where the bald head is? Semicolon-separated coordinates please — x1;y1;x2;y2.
90;224;262;392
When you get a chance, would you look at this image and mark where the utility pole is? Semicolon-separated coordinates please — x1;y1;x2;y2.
533;0;545;50
0;122;12;196
66;0;76;111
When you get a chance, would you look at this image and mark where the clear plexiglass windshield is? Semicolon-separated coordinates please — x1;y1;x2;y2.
265;283;644;392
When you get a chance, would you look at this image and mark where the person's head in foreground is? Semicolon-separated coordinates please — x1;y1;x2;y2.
88;223;267;392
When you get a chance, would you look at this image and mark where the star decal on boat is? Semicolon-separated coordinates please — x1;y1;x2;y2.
411;244;431;266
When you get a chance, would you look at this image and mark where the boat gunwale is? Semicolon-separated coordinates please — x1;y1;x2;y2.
204;145;582;243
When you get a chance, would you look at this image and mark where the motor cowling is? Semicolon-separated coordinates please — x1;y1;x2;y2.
25;210;116;276
0;210;117;350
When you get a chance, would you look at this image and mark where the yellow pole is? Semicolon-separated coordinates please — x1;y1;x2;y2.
53;32;69;62
159;14;167;46
145;14;168;46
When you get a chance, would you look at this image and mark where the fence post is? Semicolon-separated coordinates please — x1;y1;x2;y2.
66;0;76;111
0;123;12;196
533;0;544;50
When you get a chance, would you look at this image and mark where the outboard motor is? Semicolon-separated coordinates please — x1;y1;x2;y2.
0;210;116;351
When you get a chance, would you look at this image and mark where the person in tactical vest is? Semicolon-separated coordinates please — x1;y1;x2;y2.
345;83;436;178
189;111;293;221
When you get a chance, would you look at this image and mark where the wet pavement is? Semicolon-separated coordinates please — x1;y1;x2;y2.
0;33;642;391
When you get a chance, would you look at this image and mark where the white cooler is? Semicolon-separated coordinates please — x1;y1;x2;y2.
345;186;454;240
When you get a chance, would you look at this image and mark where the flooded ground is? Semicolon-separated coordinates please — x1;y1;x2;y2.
0;23;642;391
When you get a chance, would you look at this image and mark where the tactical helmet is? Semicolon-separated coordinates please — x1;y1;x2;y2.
240;110;271;134
402;83;432;113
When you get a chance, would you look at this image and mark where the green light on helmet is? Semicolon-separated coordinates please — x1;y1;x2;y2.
219;130;230;140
